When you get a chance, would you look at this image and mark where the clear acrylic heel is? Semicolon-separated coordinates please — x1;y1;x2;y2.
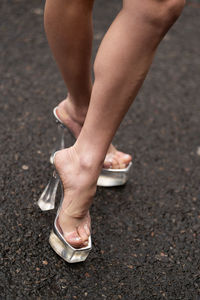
37;170;59;211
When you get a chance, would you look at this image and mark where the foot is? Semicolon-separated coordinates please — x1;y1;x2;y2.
54;147;98;249
56;97;132;169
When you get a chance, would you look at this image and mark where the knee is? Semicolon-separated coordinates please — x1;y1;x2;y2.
160;0;185;24
147;0;186;31
125;0;185;34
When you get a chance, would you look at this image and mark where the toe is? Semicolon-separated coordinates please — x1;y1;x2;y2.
103;159;112;169
117;152;132;163
116;152;132;168
77;224;90;244
64;230;84;248
110;157;120;169
104;150;132;169
104;154;120;169
103;154;113;168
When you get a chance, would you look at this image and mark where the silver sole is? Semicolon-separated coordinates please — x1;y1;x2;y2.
97;162;132;187
49;230;91;263
49;215;92;263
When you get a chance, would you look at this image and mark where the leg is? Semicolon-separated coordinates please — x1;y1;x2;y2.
76;0;186;159
44;0;93;111
54;0;185;247
44;0;132;169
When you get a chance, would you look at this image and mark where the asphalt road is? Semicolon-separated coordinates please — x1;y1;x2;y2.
1;0;200;299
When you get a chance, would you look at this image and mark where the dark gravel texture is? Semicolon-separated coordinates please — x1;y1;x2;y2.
1;0;200;299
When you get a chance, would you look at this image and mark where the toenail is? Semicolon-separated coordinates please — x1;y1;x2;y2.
75;237;81;241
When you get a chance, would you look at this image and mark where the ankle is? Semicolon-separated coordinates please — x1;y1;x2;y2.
73;144;104;175
64;94;89;125
55;146;102;186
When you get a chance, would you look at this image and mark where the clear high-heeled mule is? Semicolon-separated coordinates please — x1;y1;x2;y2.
37;106;132;211
48;153;92;263
50;107;132;186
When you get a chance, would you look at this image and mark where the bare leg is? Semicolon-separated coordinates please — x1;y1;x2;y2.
54;0;185;247
44;0;132;169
